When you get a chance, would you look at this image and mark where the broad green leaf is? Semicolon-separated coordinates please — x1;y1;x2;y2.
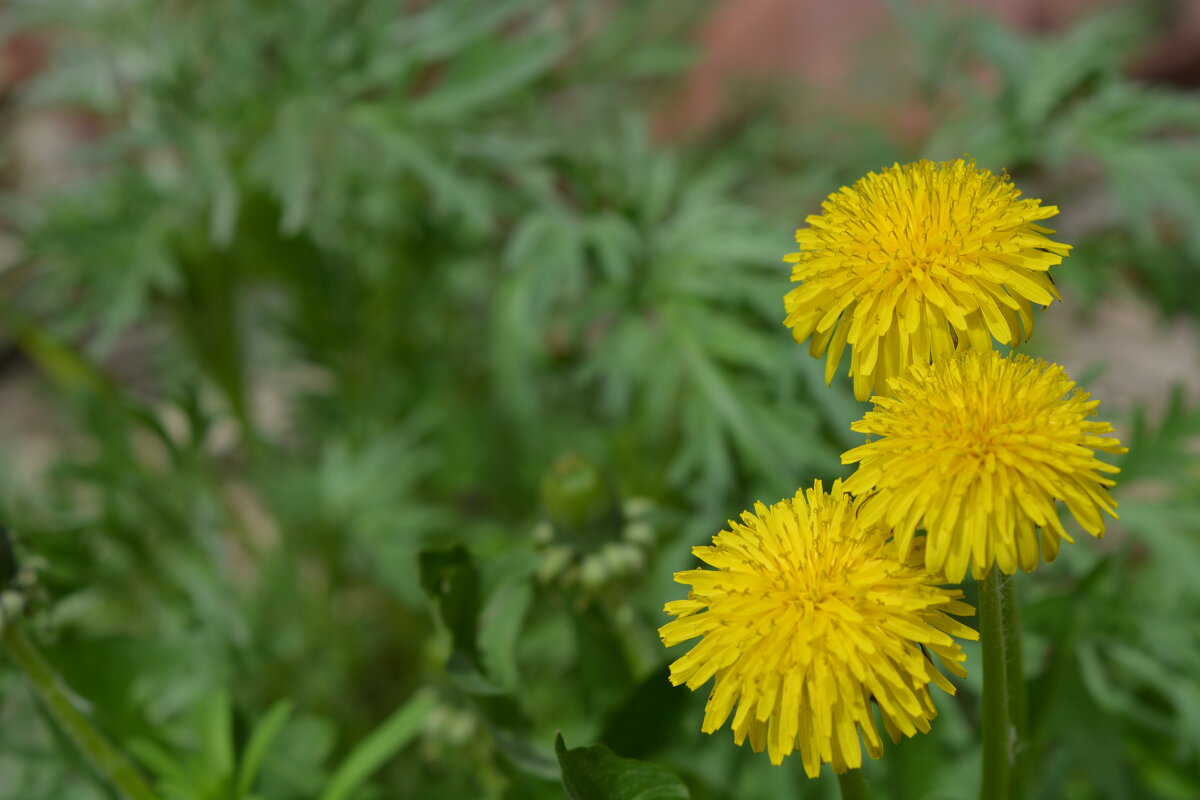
418;546;482;668
477;578;533;691
492;727;562;781
556;733;689;800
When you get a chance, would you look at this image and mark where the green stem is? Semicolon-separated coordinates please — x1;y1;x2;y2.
837;768;871;800
1000;574;1028;799
1;623;160;800
978;567;1011;800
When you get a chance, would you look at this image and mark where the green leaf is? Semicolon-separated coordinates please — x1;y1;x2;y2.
197;689;234;777
235;700;294;798
319;689;437;800
1119;386;1200;483
477;578;533;691
1076;642;1132;716
258;713;337;794
401;0;536;62
418;546;482;668
128;738;189;786
599;667;690;761
492;727;562;781
13;323;113;396
555;733;690;800
409;36;565;121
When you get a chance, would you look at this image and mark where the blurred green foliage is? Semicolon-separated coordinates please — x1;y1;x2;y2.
0;1;1198;798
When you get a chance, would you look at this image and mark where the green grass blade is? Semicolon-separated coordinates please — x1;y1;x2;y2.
318;689;436;800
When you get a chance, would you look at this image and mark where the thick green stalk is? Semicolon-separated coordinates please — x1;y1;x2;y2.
1;623;160;800
837;768;871;800
1000;574;1028;798
978;567;1012;800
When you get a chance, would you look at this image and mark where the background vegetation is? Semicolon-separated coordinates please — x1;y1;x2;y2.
0;1;1198;798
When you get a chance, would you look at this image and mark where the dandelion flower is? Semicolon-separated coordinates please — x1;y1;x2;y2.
783;159;1071;400
659;481;977;777
842;349;1127;582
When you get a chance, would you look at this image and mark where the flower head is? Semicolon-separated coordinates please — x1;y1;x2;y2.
783;159;1071;400
842;350;1127;582
659;481;977;777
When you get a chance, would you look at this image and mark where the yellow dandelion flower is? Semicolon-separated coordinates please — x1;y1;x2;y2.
783;159;1071;401
842;349;1128;582
659;481;977;777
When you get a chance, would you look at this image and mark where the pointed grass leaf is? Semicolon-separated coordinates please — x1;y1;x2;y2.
198;689;234;777
235;701;294;798
318;689;437;800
